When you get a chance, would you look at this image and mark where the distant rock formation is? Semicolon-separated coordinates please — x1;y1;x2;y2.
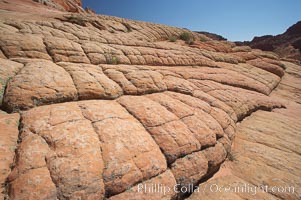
195;31;227;41
236;21;301;64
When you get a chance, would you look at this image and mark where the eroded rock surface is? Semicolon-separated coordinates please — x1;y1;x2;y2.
189;62;301;200
0;112;19;200
0;3;299;200
0;0;83;13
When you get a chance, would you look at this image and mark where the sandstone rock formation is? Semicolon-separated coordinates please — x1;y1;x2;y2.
189;61;301;200
0;2;300;200
237;21;301;64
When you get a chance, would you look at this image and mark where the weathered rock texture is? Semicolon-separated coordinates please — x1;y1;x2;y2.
0;0;83;13
189;61;301;200
0;112;19;200
0;2;300;200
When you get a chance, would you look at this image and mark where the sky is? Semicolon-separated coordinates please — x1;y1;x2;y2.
82;0;301;41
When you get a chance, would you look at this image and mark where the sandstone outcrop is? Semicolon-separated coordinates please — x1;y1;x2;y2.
0;2;300;200
189;61;301;200
0;0;83;13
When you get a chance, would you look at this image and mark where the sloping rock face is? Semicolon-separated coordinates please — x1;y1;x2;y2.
0;4;300;200
237;21;301;64
189;61;301;200
0;0;83;13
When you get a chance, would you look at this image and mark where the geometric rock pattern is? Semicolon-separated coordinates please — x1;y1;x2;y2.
0;5;299;200
188;61;301;200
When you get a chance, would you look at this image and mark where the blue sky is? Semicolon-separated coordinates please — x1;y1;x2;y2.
82;0;301;41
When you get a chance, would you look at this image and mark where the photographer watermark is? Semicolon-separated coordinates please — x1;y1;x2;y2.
137;182;295;196
137;183;199;195
208;183;295;196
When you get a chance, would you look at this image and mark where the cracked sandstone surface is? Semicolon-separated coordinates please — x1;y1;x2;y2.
0;2;300;200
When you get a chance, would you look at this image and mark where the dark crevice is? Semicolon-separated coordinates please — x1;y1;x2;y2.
4;179;9;200
236;105;285;123
0;79;11;112
0;46;8;59
183;165;222;199
42;40;54;62
5;114;23;199
121;22;133;33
